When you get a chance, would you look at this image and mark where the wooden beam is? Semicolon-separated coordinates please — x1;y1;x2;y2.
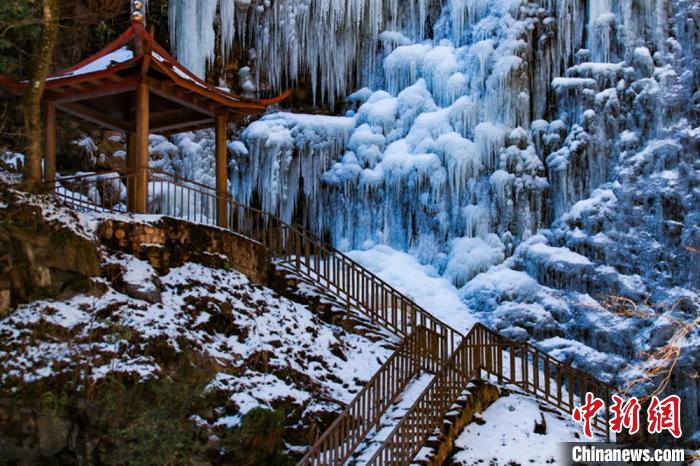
45;77;139;104
56;102;128;131
215;113;228;228
44;103;56;184
151;117;213;134
148;78;215;116
161;120;222;137
149;106;203;122
128;82;149;213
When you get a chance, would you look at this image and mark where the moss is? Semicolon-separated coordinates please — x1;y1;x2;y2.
3;370;301;465
94;377;210;465
220;407;294;466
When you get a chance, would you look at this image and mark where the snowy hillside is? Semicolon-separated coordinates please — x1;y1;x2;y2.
160;0;699;441
0;184;396;462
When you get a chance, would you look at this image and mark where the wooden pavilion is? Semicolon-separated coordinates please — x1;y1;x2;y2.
0;1;289;226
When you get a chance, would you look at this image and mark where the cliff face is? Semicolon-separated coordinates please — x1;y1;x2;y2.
164;0;699;439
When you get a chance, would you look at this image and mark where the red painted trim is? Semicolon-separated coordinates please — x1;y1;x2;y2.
259;89;293;105
0;22;291;109
144;28;290;108
45;58;141;89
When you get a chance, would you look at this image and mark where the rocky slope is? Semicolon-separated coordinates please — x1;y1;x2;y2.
0;179;394;464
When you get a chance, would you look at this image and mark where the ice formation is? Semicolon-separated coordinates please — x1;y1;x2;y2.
168;0;697;286
165;0;699;435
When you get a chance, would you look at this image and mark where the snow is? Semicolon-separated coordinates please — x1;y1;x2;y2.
207;371;311;415
49;47;134;80
451;391;604;465
1;151;24;171
552;77;597;90
347;245;476;332
445;235;505;287
524;242;593;266
0;253;393;410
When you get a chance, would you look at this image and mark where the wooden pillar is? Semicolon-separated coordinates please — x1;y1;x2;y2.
126;129;137;210
215;113;228;228
128;82;149;213
43;103;56;185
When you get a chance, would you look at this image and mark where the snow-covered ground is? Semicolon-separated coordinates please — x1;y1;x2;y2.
0;254;394;412
0;190;399;450
450;390;604;465
348;245;477;332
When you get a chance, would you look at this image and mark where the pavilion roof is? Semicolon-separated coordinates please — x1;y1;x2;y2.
0;22;290;135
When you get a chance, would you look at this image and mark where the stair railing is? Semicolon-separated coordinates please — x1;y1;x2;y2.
365;323;483;465
469;323;612;439
367;323;613;465
298;326;441;466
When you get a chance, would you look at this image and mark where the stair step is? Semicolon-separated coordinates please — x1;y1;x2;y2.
414;381;501;466
347;371;435;465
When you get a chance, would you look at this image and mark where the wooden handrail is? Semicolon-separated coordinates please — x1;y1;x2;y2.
365;324;482;465
298;326;441;466
366;323;613;465
43;171;615;465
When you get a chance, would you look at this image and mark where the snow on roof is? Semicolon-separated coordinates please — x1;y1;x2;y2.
152;51;204;88
48;47;134;82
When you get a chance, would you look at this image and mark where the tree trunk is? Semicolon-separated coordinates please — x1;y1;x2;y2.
23;0;59;190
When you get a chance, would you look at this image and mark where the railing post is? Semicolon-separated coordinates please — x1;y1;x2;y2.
295;232;301;271
522;344;528;391
497;339;503;384
567;367;574;410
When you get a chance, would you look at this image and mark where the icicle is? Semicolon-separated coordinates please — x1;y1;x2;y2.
383;44;431;96
220;0;236;60
168;0;218;78
169;0;444;108
449;96;480;139
588;0;615;63
474;122;507;172
462;204;489;238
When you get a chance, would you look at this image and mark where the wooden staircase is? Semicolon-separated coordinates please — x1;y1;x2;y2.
49;170;614;465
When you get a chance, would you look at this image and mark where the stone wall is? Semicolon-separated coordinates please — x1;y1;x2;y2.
0;190;101;316
98;217;270;285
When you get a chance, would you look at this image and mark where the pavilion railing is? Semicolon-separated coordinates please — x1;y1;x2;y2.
46;171;614;466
